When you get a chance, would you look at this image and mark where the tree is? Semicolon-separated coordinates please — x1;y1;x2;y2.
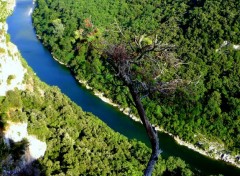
102;30;187;175
52;19;65;38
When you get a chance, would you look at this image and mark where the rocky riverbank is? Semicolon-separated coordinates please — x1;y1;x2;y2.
93;89;240;168
50;50;240;168
32;1;240;167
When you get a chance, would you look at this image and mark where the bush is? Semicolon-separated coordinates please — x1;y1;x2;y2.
7;74;16;85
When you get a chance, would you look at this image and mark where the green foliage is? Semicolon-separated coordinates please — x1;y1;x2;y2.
1;0;196;174
0;47;5;53
1;90;23;111
7;75;16;85
0;74;193;175
0;1;8;22
33;0;240;155
6;33;11;43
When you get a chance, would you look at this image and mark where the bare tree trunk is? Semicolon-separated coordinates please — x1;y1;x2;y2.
128;85;160;176
108;42;164;175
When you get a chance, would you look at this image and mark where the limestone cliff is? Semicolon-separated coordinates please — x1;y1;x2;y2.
0;0;26;96
4;121;47;162
0;0;47;175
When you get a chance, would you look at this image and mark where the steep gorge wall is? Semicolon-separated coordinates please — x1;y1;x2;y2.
0;0;47;174
0;0;26;96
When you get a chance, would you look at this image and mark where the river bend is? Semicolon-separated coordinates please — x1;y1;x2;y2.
6;0;240;175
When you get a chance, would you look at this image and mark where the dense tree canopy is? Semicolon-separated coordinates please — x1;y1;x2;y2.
33;0;240;156
0;66;193;175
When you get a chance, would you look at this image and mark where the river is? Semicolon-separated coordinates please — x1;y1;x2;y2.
6;0;240;175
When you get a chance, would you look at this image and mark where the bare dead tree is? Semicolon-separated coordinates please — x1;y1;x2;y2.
80;19;188;175
103;34;188;175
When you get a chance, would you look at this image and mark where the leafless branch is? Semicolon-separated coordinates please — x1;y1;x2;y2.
102;24;191;175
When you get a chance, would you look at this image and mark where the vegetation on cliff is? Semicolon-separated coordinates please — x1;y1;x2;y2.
32;0;240;158
0;65;194;175
0;1;194;175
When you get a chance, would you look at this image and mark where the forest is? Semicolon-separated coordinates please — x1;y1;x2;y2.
32;0;240;157
0;60;193;175
1;0;199;175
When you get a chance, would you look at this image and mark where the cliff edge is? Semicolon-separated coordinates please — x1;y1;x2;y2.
0;0;46;175
0;0;26;96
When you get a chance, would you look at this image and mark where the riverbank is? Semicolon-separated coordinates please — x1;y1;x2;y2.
93;86;240;168
50;52;240;168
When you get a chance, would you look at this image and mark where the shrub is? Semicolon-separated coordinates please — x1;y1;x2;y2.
7;74;16;85
0;47;5;53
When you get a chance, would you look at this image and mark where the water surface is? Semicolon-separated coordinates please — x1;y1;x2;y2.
7;0;240;175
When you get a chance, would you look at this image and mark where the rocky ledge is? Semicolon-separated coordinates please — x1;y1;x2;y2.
0;0;26;96
0;0;47;175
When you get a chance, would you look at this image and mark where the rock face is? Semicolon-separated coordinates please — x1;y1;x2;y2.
2;123;47;175
3;121;47;163
0;0;15;21
3;122;28;145
25;136;47;162
0;0;26;96
0;0;47;174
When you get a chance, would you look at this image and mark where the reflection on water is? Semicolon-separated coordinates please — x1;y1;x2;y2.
28;7;33;16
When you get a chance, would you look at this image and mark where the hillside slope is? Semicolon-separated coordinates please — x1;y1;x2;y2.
0;0;193;175
32;0;240;166
0;0;26;96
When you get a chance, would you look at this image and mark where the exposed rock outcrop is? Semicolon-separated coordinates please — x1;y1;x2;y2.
3;121;47;163
0;0;46;175
0;0;26;96
4;122;28;145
